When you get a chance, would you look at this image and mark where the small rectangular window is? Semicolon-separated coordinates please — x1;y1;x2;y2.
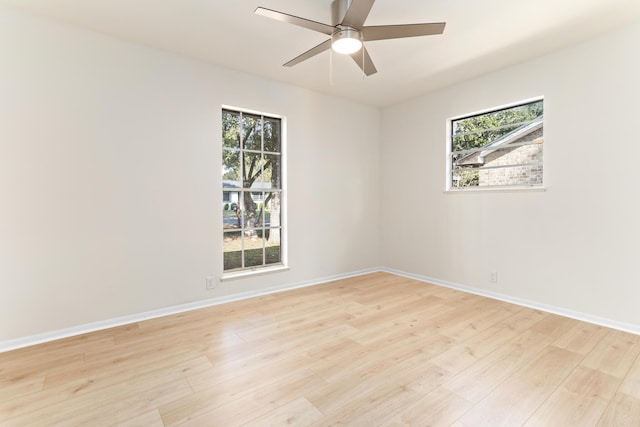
448;99;544;190
222;108;284;273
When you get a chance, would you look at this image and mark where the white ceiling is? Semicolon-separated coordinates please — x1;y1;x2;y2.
2;0;640;107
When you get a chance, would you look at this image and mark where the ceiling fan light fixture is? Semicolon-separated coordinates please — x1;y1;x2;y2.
331;28;363;54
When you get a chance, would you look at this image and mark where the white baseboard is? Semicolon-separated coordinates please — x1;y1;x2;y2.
3;266;638;353
0;267;381;353
381;267;640;336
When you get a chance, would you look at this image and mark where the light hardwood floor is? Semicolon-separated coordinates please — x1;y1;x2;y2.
2;272;640;426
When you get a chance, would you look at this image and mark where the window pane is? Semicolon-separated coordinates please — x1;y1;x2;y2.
238;192;258;230
223;231;243;270
222;151;240;197
244;152;266;188
264;154;281;189
263;117;281;153
453;101;543;136
242;114;262;151
253;193;268;227
223;202;240;229
452;123;524;151
265;228;281;265
452;100;543;151
264;192;281;228
222;110;240;149
478;163;543;187
243;235;264;267
451;169;479;188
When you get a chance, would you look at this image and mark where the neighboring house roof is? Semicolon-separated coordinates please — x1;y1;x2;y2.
223;180;240;190
222;180;272;190
456;116;544;166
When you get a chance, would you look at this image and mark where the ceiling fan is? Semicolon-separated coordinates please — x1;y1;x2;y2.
255;0;446;76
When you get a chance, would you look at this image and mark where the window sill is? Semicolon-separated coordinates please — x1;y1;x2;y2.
221;265;289;282
444;186;547;194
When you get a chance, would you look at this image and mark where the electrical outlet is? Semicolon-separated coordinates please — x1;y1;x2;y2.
206;276;216;290
489;271;498;284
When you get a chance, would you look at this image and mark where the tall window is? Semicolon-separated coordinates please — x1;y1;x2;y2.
222;108;283;272
448;99;544;190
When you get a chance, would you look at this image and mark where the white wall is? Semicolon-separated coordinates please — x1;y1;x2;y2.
0;7;381;342
381;21;640;326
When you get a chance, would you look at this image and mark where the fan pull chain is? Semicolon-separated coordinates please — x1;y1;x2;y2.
362;47;365;79
330;48;334;86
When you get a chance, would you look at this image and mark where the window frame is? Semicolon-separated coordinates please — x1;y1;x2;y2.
221;106;287;279
446;97;545;192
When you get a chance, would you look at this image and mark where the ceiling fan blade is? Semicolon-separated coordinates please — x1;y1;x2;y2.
340;0;376;28
255;7;335;35
362;22;446;41
350;46;377;76
283;39;332;67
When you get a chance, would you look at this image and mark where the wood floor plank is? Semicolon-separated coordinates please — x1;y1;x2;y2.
529;313;579;339
159;351;323;424
494;308;549;333
110;409;165;427
0;356;206;422
5;369;193;426
307;355;451;417
458;346;584;426
434;302;522;342
241;397;323;427
307;356;453;426
1;272;639;426
430;321;522;374
0;375;44;402
442;329;553;403
552;321;609;355
617;351;640;398
188;352;318;393
165;373;326;427
313;332;453;385
524;367;621;426
597;392;640;427
581;329;640;379
382;387;474;427
308;382;420;427
42;341;219;392
0;352;85;383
